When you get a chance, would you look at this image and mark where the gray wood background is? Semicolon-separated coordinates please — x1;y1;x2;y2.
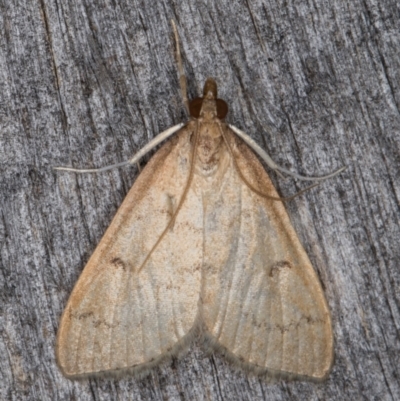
1;0;399;400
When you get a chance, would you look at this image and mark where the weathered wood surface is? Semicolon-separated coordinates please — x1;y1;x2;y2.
1;0;399;400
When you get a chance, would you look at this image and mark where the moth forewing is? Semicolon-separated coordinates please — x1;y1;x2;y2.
56;125;203;378
201;129;333;380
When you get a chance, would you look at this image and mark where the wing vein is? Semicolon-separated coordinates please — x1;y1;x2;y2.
262;279;272;369
248;270;265;366
125;270;133;366
137;276;146;362
247;190;263;365
108;277;118;369
152;268;163;355
75;280;99;374
221;180;244;347
109;268;125;369
278;279;284;371
171;271;181;340
74;305;85;374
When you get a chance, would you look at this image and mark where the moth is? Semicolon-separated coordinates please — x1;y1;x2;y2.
55;22;344;381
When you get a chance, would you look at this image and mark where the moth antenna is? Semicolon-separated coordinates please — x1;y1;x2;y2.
53;161;130;174
220;124;327;202
54;123;184;174
229;124;347;182
171;20;189;115
137;121;200;273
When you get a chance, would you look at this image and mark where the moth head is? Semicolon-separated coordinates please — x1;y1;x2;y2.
189;78;228;120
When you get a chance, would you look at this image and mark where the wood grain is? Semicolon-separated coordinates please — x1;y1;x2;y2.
1;0;399;400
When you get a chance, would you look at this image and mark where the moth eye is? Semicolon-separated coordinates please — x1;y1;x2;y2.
216;99;228;119
189;97;203;118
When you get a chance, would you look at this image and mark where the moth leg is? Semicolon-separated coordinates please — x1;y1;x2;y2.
171;20;189;114
54;123;184;174
229;124;347;182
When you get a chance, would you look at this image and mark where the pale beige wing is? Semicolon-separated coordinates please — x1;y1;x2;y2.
201;130;333;380
56;126;203;378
